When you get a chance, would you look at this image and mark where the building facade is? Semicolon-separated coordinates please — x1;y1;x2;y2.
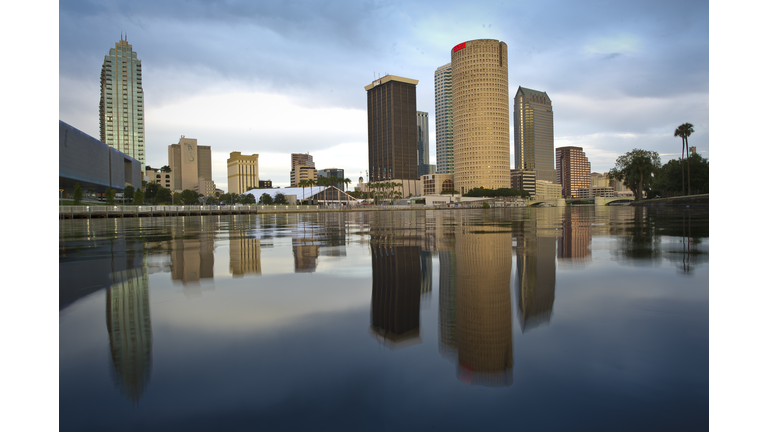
510;169;536;196
318;168;346;189
365;75;419;183
556;146;590;198
290;153;316;187
417;111;430;177
513;87;556;184
100;37;145;170
168;137;213;193
434;63;454;175
227;152;259;194
421;174;455;195
451;39;510;194
145;167;174;190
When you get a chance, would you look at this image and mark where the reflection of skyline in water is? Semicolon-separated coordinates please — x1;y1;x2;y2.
455;226;514;387
516;237;556;333
106;268;152;404
369;245;423;349
170;234;215;299
558;207;592;263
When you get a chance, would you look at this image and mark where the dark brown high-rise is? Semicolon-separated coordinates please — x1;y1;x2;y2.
364;75;419;182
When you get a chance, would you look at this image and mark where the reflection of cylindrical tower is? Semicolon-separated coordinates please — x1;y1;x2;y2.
370;245;422;348
455;228;513;386
106;268;152;403
451;39;510;194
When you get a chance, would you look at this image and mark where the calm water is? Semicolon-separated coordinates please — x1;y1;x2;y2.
59;207;708;431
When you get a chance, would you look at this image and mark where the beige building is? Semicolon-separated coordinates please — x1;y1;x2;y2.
535;180;561;199
227;152;259;195
421;174;455;195
290;153;317;187
578;186;616;198
145;167;173;190
168;137;214;193
291;165;317;187
451;39;510;194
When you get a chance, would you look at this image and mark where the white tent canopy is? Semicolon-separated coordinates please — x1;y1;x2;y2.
244;186;356;203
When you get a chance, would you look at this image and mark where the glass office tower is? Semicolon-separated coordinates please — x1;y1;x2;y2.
100;36;145;170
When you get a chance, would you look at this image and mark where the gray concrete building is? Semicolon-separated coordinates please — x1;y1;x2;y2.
59;120;142;197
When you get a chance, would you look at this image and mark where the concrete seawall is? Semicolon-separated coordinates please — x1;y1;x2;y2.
630;194;708;208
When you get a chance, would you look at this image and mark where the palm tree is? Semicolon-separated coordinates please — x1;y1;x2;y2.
307;178;316;205
343;178;352;206
674;123;694;196
298;179;308;204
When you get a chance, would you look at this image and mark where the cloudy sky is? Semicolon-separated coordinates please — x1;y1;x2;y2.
58;0;709;191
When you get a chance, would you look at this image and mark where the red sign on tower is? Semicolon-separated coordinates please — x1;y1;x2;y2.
453;42;466;53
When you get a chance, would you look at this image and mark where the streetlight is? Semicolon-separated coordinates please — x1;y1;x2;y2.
171;191;175;206
59;189;64;206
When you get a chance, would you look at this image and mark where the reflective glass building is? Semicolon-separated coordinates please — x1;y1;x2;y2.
100;37;145;170
513;87;556;184
434;64;454;174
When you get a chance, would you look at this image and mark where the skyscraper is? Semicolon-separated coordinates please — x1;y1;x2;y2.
417;111;430;177
364;75;419;183
556;146;590;198
168;137;213;194
514;87;557;183
451;40;510;194
290;153;316;187
100;36;145;169
434;64;454;174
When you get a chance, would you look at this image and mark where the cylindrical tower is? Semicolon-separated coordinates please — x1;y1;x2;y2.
451;39;510;194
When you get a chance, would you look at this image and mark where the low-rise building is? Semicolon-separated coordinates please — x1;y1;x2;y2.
421;174;455;195
535;180;561;199
511;169;536;195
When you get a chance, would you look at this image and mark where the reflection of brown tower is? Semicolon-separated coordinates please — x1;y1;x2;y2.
106;268;152;404
558;208;592;262
230;234;262;276
516;237;556;332
455;229;514;386
370;245;422;348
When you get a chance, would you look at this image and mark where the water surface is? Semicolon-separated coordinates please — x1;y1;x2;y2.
60;207;708;431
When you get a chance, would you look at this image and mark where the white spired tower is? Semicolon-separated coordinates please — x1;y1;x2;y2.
100;35;145;170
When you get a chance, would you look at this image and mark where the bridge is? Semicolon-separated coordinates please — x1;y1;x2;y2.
527;196;635;207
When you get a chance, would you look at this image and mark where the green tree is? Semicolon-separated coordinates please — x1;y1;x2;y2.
259;193;274;205
608;149;661;201
124;185;135;201
73;183;83;204
134;188;145;205
180;189;198;205
160;165;172;173
239;193;256;204
105;188;116;205
155;187;172;204
674;123;695;196
144;183;159;203
274;193;287;205
652;153;709;197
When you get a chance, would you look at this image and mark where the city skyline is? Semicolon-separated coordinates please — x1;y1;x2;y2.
59;0;710;192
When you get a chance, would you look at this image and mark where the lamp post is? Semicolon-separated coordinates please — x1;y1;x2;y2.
171;191;175;206
59;189;64;206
